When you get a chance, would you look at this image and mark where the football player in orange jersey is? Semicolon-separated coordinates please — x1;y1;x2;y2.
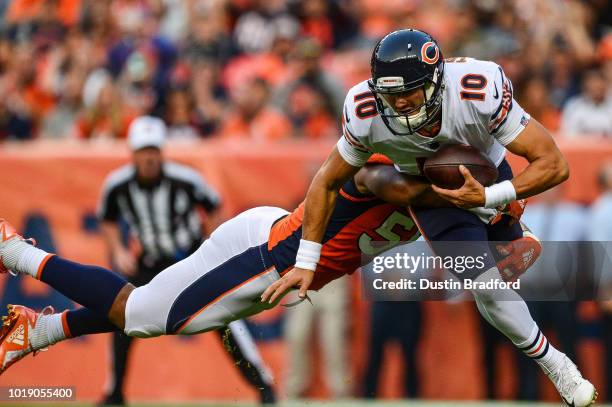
0;160;536;378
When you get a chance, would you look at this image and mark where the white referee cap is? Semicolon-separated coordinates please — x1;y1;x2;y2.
128;116;167;151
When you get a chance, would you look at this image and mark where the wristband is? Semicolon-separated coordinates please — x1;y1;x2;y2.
295;239;322;271
484;180;516;208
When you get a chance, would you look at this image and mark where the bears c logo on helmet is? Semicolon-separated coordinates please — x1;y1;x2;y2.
421;41;439;65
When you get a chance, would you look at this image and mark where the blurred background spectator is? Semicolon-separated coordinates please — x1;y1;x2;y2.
362;302;422;399
220;76;293;141
517;75;561;133
561;68;612;137
232;0;298;55
272;37;343;139
522;185;589;243
284;277;349;400
588;163;612;241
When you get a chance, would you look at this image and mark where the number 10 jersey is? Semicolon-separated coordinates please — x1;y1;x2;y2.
337;58;531;174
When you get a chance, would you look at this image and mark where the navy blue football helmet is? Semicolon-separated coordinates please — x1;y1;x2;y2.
368;29;445;135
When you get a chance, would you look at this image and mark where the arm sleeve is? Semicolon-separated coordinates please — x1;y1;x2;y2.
487;65;531;146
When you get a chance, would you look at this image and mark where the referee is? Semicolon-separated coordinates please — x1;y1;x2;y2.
97;116;276;405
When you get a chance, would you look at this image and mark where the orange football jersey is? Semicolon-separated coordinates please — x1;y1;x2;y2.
267;178;420;290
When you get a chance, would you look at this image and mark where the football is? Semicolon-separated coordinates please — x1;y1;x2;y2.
423;144;498;189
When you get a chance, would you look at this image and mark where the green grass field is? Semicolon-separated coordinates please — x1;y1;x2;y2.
2;401;610;407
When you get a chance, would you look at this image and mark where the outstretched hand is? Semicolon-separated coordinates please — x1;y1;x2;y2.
261;266;314;304
431;165;486;209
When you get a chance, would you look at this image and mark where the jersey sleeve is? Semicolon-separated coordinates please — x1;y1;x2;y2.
336;83;374;167
482;64;531;146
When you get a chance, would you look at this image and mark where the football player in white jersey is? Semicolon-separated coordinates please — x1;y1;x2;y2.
262;29;596;406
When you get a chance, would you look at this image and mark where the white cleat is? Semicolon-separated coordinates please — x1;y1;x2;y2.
546;355;597;406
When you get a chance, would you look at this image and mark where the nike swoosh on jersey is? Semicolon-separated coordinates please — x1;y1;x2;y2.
493;82;499;99
344;106;351;123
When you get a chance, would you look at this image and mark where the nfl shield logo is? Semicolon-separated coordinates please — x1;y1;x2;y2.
520;115;531;127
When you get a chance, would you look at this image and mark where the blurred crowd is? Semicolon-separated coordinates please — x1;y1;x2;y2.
0;0;611;142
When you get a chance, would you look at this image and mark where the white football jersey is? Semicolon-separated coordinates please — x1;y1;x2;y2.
337;58;531;174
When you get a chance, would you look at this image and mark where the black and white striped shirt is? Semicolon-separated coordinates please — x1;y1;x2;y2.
97;161;220;264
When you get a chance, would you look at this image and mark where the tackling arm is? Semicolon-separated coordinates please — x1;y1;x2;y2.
354;164;451;208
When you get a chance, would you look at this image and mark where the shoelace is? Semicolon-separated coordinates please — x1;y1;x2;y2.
554;359;582;399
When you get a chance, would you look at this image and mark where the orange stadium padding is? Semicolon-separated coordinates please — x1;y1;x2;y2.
0;138;610;402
